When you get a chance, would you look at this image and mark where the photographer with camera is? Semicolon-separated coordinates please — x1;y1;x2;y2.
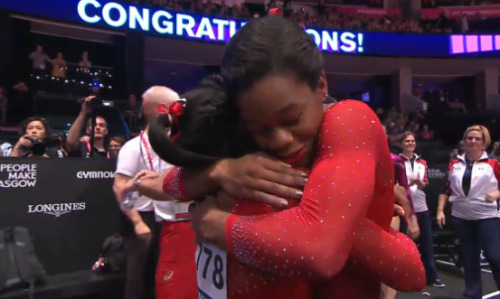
10;117;64;158
66;96;109;158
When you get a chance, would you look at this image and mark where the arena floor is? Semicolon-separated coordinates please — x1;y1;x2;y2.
399;261;499;299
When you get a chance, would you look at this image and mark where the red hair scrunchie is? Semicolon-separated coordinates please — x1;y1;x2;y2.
168;101;185;117
167;100;186;142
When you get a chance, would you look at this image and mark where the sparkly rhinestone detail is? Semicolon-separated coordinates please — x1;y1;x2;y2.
162;167;190;202
222;101;425;297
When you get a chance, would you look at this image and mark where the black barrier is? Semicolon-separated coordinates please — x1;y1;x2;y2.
424;162;462;267
0;158;454;274
0;158;120;275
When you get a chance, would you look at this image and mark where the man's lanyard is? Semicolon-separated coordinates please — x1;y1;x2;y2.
86;142;110;159
140;131;159;171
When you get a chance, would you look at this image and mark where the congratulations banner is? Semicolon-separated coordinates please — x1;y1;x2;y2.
2;0;500;57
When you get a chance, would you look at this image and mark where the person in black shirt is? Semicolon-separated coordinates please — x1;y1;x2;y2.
66;96;109;158
10;117;64;158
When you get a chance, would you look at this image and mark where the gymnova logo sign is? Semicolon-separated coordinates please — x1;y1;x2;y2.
27;202;86;217
428;168;447;179
76;171;114;179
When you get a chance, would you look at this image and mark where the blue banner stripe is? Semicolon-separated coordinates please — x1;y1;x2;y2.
2;0;500;57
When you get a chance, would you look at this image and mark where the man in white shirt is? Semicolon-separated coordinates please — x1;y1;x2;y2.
113;86;195;299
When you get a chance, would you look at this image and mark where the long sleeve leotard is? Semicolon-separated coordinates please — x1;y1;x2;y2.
224;101;425;298
162;101;425;299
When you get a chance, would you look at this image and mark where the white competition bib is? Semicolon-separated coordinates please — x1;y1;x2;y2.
196;242;227;299
173;201;191;221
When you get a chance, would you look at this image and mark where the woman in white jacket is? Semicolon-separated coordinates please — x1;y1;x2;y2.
400;131;445;288
437;125;500;299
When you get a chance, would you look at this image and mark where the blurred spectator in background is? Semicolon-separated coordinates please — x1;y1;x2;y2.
52;52;67;78
0;87;7;125
219;1;231;17
0;141;12;157
56;133;69;158
490;141;500;161
232;3;251;19
458;140;465;154
316;0;326;16
11;82;32;122
29;45;51;75
408;120;420;135
419;124;434;140
449;140;465;162
66;96;109;158
450;148;459;162
449;97;467;114
204;0;219;16
283;0;293;17
267;0;278;13
438;88;448;102
108;136;125;158
461;14;469;33
125;94;142;131
79;51;92;74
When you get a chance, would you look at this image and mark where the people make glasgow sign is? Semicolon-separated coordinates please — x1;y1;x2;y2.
2;0;500;57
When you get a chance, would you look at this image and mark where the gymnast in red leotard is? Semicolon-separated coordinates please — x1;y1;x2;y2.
221;101;425;299
132;16;425;299
153;98;425;299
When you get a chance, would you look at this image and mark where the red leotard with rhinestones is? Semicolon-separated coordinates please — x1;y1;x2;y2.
223;101;425;298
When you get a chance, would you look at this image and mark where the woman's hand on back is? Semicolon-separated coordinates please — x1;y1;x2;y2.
211;153;308;208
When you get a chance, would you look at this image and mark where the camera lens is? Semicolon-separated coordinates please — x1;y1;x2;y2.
31;139;47;156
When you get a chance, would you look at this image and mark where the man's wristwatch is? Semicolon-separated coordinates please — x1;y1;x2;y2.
133;178;141;193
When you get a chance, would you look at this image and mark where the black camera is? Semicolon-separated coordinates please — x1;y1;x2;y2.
89;97;104;110
25;137;47;156
82;96;114;110
25;135;61;156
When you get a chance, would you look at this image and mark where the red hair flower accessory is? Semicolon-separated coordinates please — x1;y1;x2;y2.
168;100;185;117
167;98;186;142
